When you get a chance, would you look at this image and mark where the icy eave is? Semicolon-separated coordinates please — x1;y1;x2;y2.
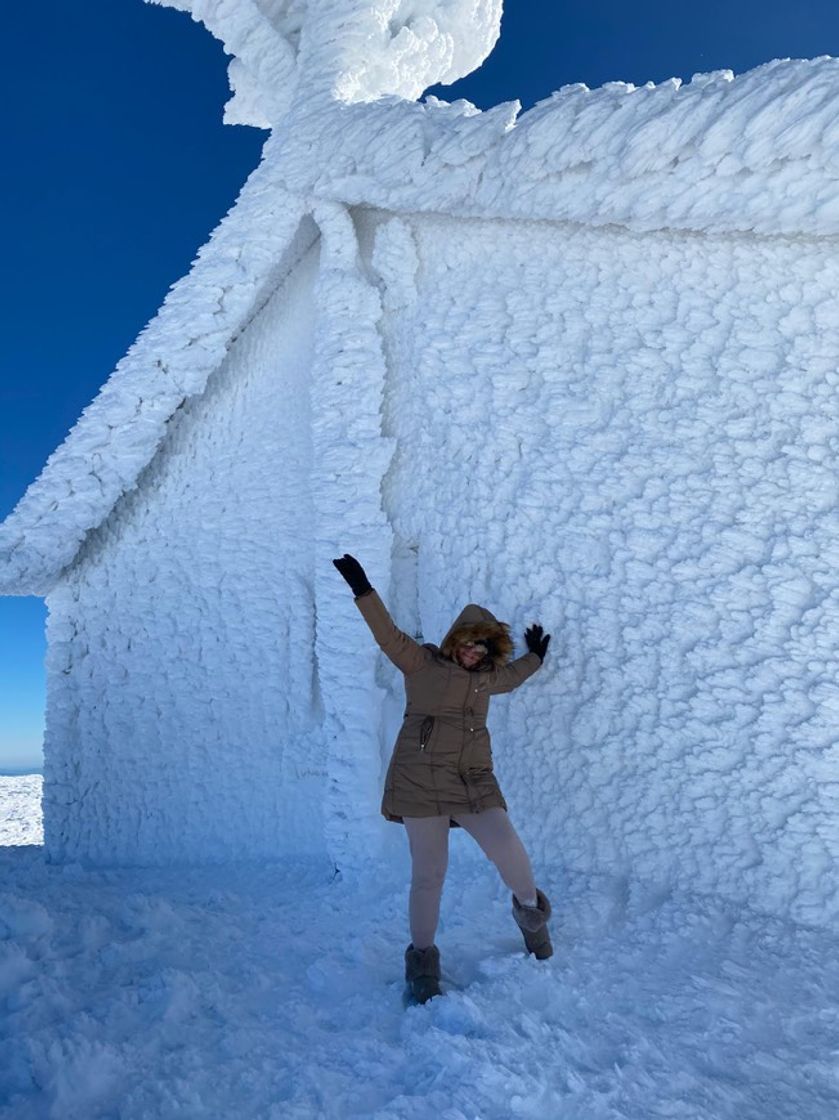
278;56;839;237
0;161;316;597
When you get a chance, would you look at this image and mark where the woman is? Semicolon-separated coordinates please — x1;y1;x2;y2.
333;553;552;1004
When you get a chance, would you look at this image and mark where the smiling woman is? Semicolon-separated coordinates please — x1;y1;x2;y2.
332;552;552;1003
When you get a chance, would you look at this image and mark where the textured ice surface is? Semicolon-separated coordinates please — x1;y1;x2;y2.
11;183;839;913
8;52;839;595
43;248;326;866
309;202;397;870
370;210;839;925
0;174;316;598
147;0;503;124
276;56;839;237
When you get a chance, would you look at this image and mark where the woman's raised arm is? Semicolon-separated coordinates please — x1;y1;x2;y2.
486;623;550;694
333;554;428;675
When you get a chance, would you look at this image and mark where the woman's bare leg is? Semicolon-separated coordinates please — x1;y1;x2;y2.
453;808;538;904
402;815;451;949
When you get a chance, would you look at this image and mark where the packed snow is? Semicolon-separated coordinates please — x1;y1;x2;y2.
3;778;839;1119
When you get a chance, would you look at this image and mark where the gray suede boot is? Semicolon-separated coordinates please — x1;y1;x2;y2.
512;889;553;960
404;943;442;1004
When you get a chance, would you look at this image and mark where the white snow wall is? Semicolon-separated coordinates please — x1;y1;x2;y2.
368;210;839;927
43;244;329;865
41;199;839;927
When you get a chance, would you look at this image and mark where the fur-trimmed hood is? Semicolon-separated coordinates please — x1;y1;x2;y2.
439;604;514;668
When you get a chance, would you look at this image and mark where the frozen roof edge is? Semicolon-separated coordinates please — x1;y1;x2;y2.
0;160;317;597
277;56;839;238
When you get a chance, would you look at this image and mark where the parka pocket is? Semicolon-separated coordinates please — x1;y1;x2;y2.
419;716;435;752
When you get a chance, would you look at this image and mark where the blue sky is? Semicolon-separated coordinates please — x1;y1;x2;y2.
3;0;839;771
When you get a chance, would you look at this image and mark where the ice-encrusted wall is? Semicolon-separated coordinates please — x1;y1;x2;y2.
369;211;839;925
35;198;839;918
7;0;839;919
43;246;326;866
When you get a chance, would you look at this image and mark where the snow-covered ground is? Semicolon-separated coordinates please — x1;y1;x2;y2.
2;777;839;1119
0;774;43;846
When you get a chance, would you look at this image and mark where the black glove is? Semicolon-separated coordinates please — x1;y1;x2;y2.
524;623;551;663
332;553;372;598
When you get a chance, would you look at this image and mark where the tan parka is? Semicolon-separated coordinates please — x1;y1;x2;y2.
355;590;542;824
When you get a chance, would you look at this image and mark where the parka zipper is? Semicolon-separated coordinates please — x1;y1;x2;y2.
419;716;435;752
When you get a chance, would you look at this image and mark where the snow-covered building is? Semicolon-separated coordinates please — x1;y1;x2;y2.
3;0;839;926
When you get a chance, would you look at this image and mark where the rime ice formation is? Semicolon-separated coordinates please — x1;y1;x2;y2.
276;57;839;237
370;211;839;926
3;2;839;927
0;180;315;598
43;245;327;865
148;0;503;125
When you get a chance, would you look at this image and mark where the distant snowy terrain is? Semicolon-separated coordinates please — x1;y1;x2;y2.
2;781;839;1118
0;775;42;846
